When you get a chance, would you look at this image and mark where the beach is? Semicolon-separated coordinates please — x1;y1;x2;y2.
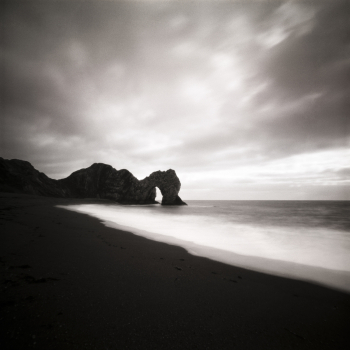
1;193;349;349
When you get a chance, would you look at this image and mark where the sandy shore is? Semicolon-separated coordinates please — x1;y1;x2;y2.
1;193;349;349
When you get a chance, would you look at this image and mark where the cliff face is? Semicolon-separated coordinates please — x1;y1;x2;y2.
0;158;187;205
0;158;69;197
58;164;138;202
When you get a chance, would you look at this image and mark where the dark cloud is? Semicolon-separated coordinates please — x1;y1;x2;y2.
260;7;350;100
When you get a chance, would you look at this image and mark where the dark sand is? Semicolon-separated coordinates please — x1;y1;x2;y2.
1;193;349;350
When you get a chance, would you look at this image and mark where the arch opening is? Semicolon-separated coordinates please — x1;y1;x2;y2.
155;186;162;203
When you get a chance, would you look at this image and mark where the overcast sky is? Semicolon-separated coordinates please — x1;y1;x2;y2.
1;0;349;200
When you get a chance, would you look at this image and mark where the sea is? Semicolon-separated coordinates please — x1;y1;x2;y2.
59;200;350;292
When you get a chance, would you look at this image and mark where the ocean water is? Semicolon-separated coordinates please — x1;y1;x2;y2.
59;200;350;292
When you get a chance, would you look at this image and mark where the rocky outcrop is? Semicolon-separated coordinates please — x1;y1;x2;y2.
58;164;138;202
0;157;187;205
0;158;69;197
120;169;187;205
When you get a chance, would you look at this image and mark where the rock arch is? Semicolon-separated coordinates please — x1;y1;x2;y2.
124;169;187;205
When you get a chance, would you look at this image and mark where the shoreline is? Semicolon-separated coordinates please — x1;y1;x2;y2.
60;202;350;294
1;193;349;349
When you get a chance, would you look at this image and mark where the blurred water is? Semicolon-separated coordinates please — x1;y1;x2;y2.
59;200;350;291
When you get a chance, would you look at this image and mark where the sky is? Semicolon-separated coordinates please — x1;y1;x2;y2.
1;0;349;200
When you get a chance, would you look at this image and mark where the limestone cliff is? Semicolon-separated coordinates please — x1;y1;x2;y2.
120;169;186;205
0;158;69;197
0;157;187;205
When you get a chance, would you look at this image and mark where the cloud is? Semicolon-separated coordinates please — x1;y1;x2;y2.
1;0;349;199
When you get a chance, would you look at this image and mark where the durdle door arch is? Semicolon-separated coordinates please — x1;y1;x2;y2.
134;170;187;205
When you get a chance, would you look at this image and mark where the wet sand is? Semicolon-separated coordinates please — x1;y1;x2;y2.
0;193;349;349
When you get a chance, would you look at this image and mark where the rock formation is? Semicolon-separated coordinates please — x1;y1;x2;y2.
0;158;69;197
0;157;187;205
120;169;186;205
